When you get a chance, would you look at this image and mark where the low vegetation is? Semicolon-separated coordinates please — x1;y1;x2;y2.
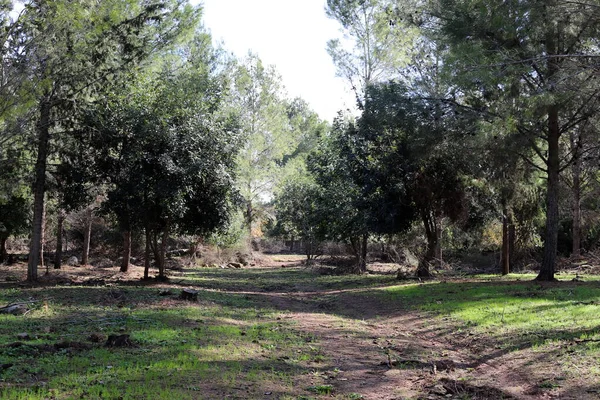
0;257;598;399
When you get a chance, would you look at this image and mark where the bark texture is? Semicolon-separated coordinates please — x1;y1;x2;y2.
53;210;65;269
81;207;93;266
28;98;52;281
121;231;131;272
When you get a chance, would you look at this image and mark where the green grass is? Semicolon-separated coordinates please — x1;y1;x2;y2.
0;282;319;399
2;263;600;398
174;265;396;292
383;277;600;350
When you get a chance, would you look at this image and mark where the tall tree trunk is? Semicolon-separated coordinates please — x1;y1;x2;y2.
537;104;560;281
41;198;46;274
501;205;510;275
434;216;442;269
570;130;582;259
157;222;170;279
28;98;52;281
509;216;516;267
121;230;131;272
537;24;560;282
0;237;7;263
245;200;253;237
417;210;436;278
54;209;65;269
144;226;151;280
152;231;161;273
359;233;368;273
81;207;93;265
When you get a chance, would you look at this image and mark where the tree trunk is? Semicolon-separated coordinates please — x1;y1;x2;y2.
157;223;169;279
537;24;560;282
28;98;52;281
570;130;582;259
509;217;516;267
81;207;93;266
359;233;368;273
537;104;560;281
144;227;151;280
245;200;253;237
0;237;7;263
54;209;65;269
417;210;435;278
501;205;510;275
434;216;442;268
121;230;131;272
349;235;366;273
41;198;46;274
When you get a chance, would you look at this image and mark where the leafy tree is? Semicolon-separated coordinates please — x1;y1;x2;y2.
0;193;30;262
84;32;240;279
425;0;600;280
272;180;325;263
345;82;475;276
307;113;416;273
326;0;417;107
228;54;295;236
9;0;199;281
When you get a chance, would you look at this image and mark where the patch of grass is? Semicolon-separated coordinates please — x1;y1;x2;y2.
384;280;600;346
381;277;600;385
0;284;316;399
176;264;396;293
346;393;364;399
308;384;334;395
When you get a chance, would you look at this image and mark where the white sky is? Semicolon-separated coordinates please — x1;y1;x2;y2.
194;0;356;121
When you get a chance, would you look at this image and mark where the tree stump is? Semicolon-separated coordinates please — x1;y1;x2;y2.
181;288;198;301
105;334;133;347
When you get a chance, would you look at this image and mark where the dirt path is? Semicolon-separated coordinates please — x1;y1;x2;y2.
255;263;581;399
267;295;535;399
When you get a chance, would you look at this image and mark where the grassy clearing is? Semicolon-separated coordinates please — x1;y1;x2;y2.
0;282;327;399
173;265;397;293
1;261;600;399
384;275;600;343
382;275;600;382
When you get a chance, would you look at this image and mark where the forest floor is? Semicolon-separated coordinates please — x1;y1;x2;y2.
0;254;599;399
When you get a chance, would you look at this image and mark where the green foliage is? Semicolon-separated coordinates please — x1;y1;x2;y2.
385;278;600;351
272;180;325;260
0;193;30;240
67;30;242;275
424;0;600;278
326;0;418;105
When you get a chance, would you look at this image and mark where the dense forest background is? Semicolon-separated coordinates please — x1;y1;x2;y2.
2;0;600;283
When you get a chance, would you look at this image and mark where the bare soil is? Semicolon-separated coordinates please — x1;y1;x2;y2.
0;257;597;399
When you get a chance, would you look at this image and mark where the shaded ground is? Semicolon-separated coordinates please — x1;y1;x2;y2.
0;255;599;399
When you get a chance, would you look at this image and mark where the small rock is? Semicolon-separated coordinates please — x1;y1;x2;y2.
431;384;447;395
66;256;78;266
105;334;133;347
181;288;199;301
16;333;30;340
88;333;105;343
0;304;28;315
